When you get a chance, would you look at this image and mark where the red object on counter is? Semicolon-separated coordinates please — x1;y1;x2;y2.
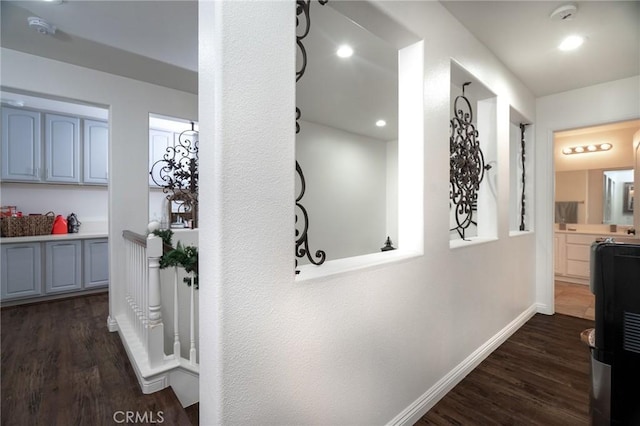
52;215;68;234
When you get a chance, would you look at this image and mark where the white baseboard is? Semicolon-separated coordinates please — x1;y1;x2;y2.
536;302;554;315
387;304;537;426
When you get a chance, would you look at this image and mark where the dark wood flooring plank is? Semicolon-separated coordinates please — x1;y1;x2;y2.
419;313;593;425
1;293;195;426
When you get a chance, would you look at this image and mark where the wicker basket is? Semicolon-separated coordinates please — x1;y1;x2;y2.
0;212;55;237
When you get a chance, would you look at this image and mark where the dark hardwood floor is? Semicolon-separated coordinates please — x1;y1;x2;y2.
418;313;594;425
1;293;197;426
3;294;593;426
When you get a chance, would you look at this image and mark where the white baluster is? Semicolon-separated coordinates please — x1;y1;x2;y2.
189;274;196;365
173;266;181;359
146;235;165;368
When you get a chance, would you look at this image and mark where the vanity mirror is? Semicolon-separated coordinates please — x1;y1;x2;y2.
554;119;639;227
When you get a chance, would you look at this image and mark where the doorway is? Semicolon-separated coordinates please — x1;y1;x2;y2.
552;119;640;319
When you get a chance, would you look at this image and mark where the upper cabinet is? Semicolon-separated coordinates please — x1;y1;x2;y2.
0;107;108;185
149;128;174;187
1;107;42;182
45;113;81;183
83;120;109;184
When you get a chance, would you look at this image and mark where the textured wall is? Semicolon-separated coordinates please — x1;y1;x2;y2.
200;1;539;424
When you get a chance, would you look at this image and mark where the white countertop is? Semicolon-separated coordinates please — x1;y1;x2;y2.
554;229;633;237
1;221;108;244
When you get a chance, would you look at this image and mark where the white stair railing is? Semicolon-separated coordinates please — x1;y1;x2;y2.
119;230;199;406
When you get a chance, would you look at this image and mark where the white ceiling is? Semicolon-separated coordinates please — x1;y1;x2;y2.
1;1;639;138
440;0;640;97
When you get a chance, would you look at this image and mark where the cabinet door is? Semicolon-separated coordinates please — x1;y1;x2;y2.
83;120;109;184
149;129;174;186
45;114;80;183
1;243;42;300
1;108;42;181
84;239;109;288
45;241;82;293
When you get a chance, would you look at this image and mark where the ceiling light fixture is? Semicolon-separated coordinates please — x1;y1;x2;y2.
562;143;612;155
336;45;353;58
558;35;584;51
375;120;386;127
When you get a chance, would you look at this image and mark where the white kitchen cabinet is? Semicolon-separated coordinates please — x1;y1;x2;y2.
1;107;42;181
149;128;174;186
1;243;42;300
45;113;81;183
83;119;109;184
45;240;82;293
84;239;109;288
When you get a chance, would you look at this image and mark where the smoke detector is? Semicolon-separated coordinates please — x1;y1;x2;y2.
550;4;578;21
28;17;57;35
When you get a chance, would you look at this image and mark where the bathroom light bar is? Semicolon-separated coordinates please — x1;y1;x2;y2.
562;143;612;155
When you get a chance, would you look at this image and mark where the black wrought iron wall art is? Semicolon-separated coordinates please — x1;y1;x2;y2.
149;122;199;226
295;0;327;273
449;82;492;240
519;123;529;231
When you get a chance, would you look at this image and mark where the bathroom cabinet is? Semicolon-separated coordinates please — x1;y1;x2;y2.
554;231;624;285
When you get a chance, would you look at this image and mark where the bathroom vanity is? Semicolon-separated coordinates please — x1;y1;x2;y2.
555;229;636;285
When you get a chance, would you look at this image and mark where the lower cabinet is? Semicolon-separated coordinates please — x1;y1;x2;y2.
1;238;108;303
45;240;82;293
84;239;109;288
1;243;42;300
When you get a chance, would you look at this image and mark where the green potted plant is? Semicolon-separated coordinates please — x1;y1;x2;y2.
152;229;199;289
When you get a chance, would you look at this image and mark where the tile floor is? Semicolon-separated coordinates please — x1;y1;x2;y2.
555;281;595;320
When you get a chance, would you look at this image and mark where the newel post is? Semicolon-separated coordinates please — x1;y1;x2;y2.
147;234;165;368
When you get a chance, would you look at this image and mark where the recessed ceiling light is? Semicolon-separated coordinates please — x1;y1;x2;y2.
336;45;353;58
558;35;584;51
376;120;386;127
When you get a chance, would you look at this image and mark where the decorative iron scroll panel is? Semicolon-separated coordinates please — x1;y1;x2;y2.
149;123;199;223
519;123;528;231
449;82;491;240
295;0;327;273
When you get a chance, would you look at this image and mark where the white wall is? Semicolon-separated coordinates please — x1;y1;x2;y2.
296;120;388;261
535;75;640;314
1;183;108;223
200;1;536;425
1;48;198;324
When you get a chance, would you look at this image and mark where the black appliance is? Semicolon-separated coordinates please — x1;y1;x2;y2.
589;239;640;425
